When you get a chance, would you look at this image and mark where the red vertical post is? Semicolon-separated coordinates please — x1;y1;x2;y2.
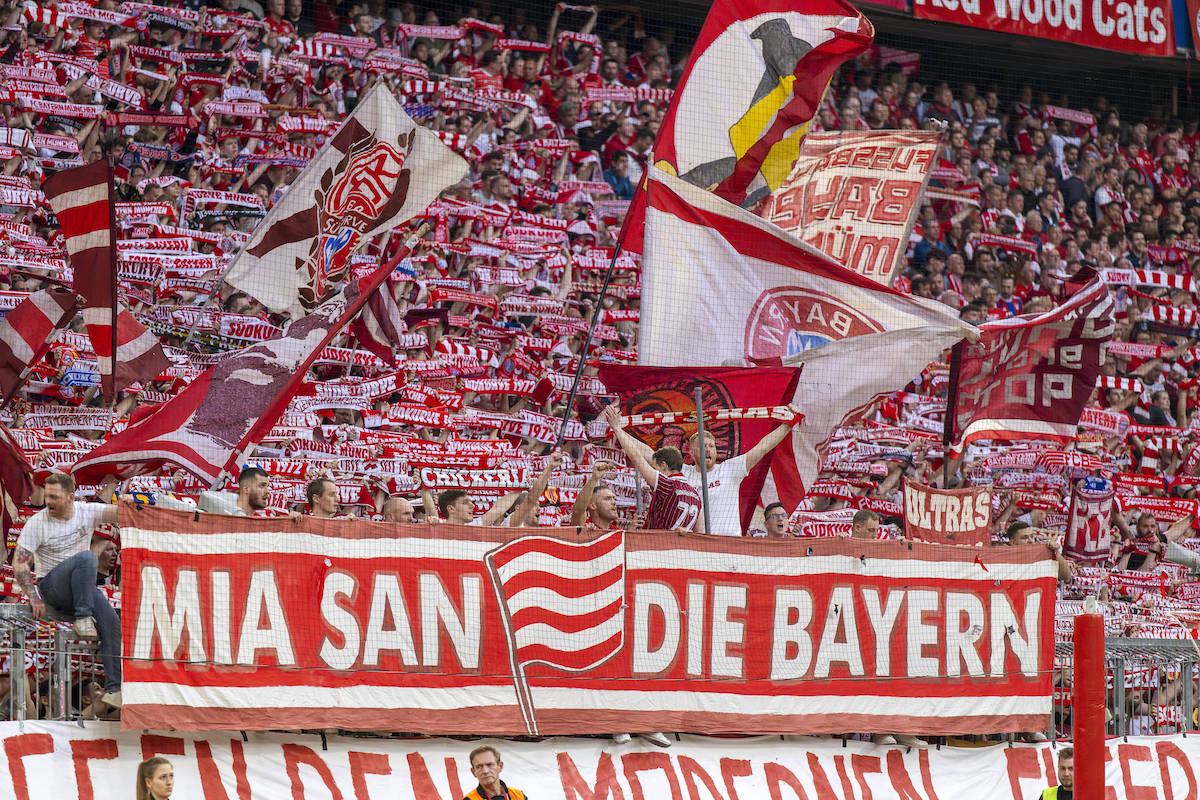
1073;607;1106;799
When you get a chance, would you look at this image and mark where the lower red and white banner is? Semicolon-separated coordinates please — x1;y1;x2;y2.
119;506;1055;735
5;722;1200;800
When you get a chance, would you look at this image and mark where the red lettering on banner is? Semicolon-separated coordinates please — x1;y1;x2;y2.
622;752;683;800
1004;748;1042;799
918;752;941;800
852;754;883;799
831;176;877;222
764;761;809;800
141;733;186;760
834;755;856;799
756;132;939;286
677;756;723;799
349;751;390;800
5;733;54;800
1119;743;1158;800
443;757;464;799
69;739;118;800
1040;747;1056;787
557;752;626;800
806;752;840;800
406;752;462;799
884;750;936;800
283;744;344;800
1156;740;1197;800
194;739;252;800
720;756;754;800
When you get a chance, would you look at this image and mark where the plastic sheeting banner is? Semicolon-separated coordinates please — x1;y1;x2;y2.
1;723;1198;800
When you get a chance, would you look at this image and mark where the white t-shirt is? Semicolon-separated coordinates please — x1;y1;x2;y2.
17;502;108;577
682;454;749;537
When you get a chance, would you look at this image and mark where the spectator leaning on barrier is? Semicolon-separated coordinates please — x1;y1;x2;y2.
850;509;880;539
12;473;124;709
381;496;416;524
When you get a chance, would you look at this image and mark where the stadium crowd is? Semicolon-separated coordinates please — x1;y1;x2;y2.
0;0;1197;733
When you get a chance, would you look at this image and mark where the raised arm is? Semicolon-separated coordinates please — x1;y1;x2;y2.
510;451;564;526
741;404;803;471
570;459;614;526
479;491;523;526
602;405;658;487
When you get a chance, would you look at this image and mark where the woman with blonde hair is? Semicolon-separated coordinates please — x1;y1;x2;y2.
136;757;173;800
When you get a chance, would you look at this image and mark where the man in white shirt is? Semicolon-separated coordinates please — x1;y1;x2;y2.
13;473;124;707
613;403;803;535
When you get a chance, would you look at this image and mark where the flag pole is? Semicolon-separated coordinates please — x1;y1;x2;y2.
942;341;964;488
105;161;120;403
554;243;623;449
693;387;712;535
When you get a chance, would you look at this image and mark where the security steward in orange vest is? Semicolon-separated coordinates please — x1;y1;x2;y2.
1036;747;1073;800
464;745;526;800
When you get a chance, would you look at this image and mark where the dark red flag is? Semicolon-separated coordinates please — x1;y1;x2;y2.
351;267;409;366
0;424;33;544
73;238;424;486
947;278;1114;452
596;365;802;534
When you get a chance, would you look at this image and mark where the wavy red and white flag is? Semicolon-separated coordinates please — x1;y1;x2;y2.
222;85;467;316
485;530;625;735
638;168;974;508
653;0;872;207
41;160;169;401
947;279;1114;452
72;236;430;486
350;264;410;366
0;286;80;408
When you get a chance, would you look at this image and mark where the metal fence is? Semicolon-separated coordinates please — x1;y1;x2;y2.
1053;638;1200;739
1;604;103;726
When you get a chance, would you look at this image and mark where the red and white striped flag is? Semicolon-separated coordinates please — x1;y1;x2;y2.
948;279;1114;452
72;235;427;486
638;168;974;507
350;265;409;366
485;530;625;734
41;161;170;401
0;286;80;409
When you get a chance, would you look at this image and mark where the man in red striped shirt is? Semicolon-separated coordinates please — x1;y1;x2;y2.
603;405;704;533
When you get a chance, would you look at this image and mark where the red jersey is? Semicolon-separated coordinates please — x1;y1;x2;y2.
646;473;702;532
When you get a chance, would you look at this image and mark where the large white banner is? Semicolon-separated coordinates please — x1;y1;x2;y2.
1;722;1196;800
